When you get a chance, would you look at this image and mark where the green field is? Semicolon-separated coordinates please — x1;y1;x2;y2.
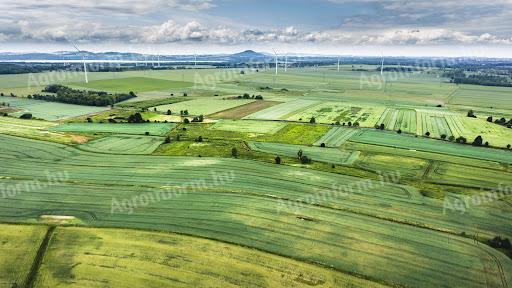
36;226;382;288
244;99;318;120
51;122;176;136
0;224;47;287
350;129;512;163
314;127;359;147
78;135;165;154
0;135;511;287
153;98;255;116
210;120;286;134
72;77;193;93
248;141;360;165
0;96;108;120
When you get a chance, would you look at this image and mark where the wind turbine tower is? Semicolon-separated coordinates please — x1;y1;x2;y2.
72;43;88;83
272;49;278;76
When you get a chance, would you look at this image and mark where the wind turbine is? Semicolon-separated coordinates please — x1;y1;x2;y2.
272;48;279;76
194;53;197;69
337;56;341;71
284;53;288;72
380;53;385;76
72;43;88;83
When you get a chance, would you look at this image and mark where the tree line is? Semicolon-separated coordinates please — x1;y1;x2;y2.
27;85;137;106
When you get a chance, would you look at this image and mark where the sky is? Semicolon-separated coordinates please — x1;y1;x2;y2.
1;0;512;57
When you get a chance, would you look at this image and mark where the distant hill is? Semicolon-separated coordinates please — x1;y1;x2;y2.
229;50;269;62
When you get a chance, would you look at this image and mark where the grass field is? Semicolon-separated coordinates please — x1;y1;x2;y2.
449;85;512;109
51;122;176;136
153;98;255;116
210;120;286;134
248;141;360;165
314;127;359;147
78;135;165;154
350;130;512;163
286;102;386;126
72;77;193;93
0;96;108;120
0;224;47;288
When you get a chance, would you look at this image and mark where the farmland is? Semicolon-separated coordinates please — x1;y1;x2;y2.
0;96;108;120
78;134;165;154
152;98;255;116
1;64;512;288
71;77;193;93
51;122;176;136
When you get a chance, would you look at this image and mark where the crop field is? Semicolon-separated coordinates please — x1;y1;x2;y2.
0;116;88;144
0;96;108;120
244;99;318;120
0;224;47;287
286;101;386;126
0;135;511;287
77;134;164;154
377;108;417;134
248;141;360;165
449;85;512;109
50;122;176;136
349;130;512;163
210;100;281;119
354;153;429;179
36;226;380;288
210;120;286;134
71;77;193;93
313;127;359;147
153;98;255;116
427;162;512;189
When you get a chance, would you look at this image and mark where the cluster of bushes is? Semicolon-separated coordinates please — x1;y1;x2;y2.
180;110;189;116
237;93;263;100
486;116;512;128
27;85;137;106
297;149;312;164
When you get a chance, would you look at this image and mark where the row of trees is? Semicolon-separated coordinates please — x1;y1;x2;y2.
444;70;512;87
29;85;137;106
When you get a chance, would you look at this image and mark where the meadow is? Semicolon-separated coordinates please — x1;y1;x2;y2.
71;76;193;93
78;134;165;154
153;98;255;116
210;120;286;134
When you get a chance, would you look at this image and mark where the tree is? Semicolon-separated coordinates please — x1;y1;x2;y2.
309;117;316;124
297;149;303;159
473;135;483;146
487;116;493;122
440;134;447;140
183;118;190;124
196;136;203;142
320;143;326;148
176;134;181;141
467;110;476;118
145;132;150;136
86;117;93;123
164;136;171;144
448;135;455;142
507;144;511;149
19;113;32;119
300;155;312;164
379;123;385;130
231;147;238;158
425;132;431;137
127;112;144;123
397;129;402;134
348;121;352;127
167;109;172;115
275;156;281;164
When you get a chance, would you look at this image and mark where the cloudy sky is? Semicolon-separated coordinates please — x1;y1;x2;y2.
1;0;512;57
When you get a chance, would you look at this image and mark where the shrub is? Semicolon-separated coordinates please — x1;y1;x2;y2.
164;136;171;144
231;147;238;158
19;113;32;119
275;156;281;164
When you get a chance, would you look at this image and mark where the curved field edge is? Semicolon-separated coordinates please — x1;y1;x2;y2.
1;135;511;287
33;225;386;288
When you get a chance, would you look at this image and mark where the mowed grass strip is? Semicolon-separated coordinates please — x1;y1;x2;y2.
77;134;165;154
0;224;47;287
314;127;359;147
249;141;359;165
350;130;512;163
210;120;286;134
50;122;176;136
72;77;193;93
36;226;385;288
0;135;511;287
210;100;281;119
153;98;255;116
